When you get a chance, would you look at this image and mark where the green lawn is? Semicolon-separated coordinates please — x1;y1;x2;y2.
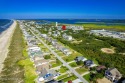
51;61;62;68
62;52;82;62
18;58;37;83
75;67;88;74
57;52;65;56
24;65;37;83
59;66;69;73
62;75;77;82
57;74;69;80
18;59;33;66
83;73;91;82
23;48;29;57
69;62;77;67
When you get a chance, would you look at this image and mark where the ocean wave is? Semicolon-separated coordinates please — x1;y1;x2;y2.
0;20;13;32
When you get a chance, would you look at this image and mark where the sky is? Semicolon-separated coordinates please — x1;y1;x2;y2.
0;0;125;19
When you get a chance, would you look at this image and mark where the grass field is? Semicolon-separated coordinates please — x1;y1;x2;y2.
78;23;125;31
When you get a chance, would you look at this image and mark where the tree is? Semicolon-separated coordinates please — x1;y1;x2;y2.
76;61;83;65
44;55;51;59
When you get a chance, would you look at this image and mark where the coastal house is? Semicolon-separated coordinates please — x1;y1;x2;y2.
52;33;58;37
122;79;125;83
41;34;47;38
60;48;72;55
34;59;49;67
64;36;73;41
105;68;122;82
48;32;52;36
74;56;87;62
51;39;57;45
62;33;67;38
36;63;50;74
90;29;125;40
96;65;106;73
45;80;64;83
29;50;43;58
63;50;72;56
84;60;93;67
62;33;73;41
60;48;69;52
46;37;51;42
28;46;41;51
71;26;84;31
38;68;60;82
32;56;44;62
57;26;63;30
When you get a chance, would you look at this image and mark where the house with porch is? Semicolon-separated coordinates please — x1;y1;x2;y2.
105;68;122;83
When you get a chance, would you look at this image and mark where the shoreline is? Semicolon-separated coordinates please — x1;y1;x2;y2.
0;20;17;73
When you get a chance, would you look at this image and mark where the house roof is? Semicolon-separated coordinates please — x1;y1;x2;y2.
122;80;125;83
33;56;44;61
107;68;122;77
96;65;106;70
48;69;58;76
34;59;48;65
75;56;84;61
45;80;64;83
84;60;93;66
36;65;44;72
36;64;50;72
40;69;58;81
29;50;42;56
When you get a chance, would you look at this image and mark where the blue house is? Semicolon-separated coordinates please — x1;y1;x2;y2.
84;60;93;67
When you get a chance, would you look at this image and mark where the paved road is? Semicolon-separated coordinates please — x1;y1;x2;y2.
29;29;88;83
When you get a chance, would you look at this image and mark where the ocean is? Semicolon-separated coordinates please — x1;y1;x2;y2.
0;19;13;33
34;19;125;25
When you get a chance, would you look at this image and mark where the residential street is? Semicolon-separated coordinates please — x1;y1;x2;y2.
29;29;88;83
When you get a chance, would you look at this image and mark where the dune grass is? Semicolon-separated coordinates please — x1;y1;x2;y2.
0;22;25;83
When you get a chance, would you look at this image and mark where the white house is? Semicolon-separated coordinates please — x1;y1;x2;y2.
41;34;47;38
65;36;72;41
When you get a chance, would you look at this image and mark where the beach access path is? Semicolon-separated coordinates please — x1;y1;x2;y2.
0;20;17;73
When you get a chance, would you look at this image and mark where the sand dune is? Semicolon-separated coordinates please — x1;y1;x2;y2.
0;20;16;73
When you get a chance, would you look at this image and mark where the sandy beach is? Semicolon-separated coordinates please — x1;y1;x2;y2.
0;20;16;73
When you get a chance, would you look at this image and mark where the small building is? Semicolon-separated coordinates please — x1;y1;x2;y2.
62;25;66;30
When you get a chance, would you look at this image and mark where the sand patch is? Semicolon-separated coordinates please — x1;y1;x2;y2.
101;48;115;54
71;40;82;44
97;77;111;83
